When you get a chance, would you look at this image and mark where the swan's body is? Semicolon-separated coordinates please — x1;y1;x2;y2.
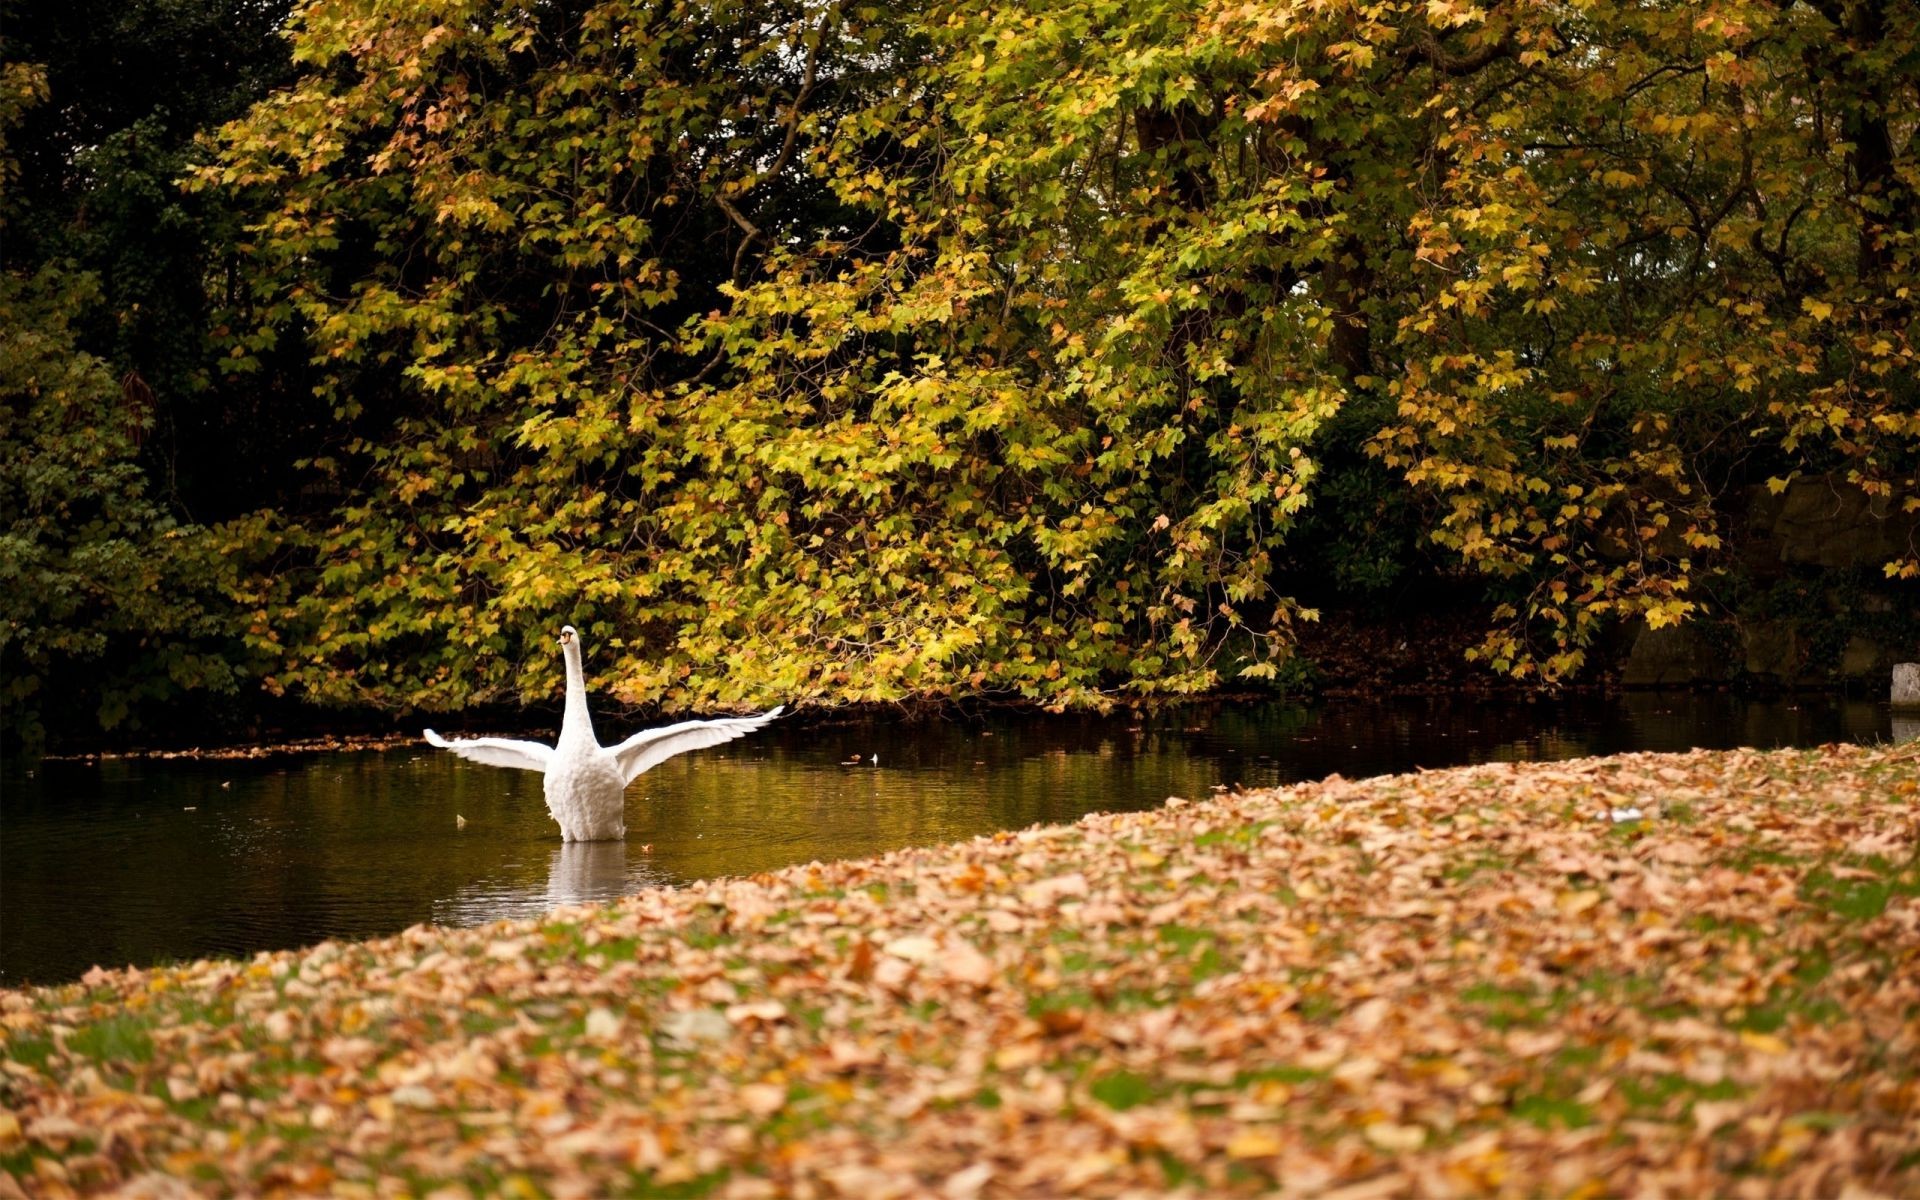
424;626;782;841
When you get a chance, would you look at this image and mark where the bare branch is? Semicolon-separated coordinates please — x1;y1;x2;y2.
715;17;828;282
1413;28;1516;77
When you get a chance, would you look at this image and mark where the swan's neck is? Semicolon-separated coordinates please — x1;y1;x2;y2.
560;640;596;746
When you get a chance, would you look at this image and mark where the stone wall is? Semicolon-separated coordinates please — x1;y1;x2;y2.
1619;475;1918;689
1743;476;1920;573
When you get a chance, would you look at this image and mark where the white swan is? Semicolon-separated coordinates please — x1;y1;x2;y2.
424;626;783;842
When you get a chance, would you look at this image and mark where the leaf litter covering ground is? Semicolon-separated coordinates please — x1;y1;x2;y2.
4;743;1919;1199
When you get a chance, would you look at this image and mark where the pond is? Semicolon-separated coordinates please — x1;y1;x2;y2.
2;693;1907;986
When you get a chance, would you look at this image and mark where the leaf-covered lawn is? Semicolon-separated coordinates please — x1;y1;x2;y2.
4;743;1918;1198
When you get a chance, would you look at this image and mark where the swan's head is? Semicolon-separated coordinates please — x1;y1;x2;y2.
558;625;577;648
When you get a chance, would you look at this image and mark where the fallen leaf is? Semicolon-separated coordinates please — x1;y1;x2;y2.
1556;888;1603;917
940;1162;994;1199
1364;1121;1428;1152
881;935;939;963
1226;1129;1284;1159
738;1083;785;1116
584;1007;621;1039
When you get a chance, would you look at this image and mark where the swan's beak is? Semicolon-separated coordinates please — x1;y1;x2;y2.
558;627;575;646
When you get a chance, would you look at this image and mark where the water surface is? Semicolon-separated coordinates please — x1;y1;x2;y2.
2;694;1903;985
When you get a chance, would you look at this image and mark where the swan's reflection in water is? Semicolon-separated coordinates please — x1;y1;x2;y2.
546;840;641;908
432;840;670;927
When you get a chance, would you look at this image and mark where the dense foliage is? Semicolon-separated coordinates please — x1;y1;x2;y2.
4;0;1917;742
0;253;272;745
1;2;296;745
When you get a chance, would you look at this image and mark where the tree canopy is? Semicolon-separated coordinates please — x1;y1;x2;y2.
3;0;1916;743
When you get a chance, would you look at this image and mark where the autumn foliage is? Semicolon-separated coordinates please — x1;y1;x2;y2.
4;743;1918;1194
4;0;1918;732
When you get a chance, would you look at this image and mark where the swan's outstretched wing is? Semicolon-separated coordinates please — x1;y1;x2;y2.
423;730;554;773
609;706;784;785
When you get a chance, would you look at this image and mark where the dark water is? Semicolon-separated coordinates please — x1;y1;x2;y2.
3;694;1908;986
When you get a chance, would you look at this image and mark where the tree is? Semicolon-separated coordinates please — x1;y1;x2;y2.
197;0;954;710
1358;0;1919;674
1;0;301;522
191;0;1917;717
0;61;283;748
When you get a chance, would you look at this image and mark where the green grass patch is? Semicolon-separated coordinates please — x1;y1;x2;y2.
1176;1064;1329;1111
1235;1064;1328;1087
163;1093;222;1122
1156;926;1234;981
1441;851;1512;884
1510;1093;1594;1129
1194;820;1273;849
1458;982;1557;1030
1786;1111;1853;1132
67;1014;156;1064
792;1005;828;1032
1801;858;1920;922
458;1008;511;1037
1026;985;1172;1018
1790;946;1834;986
1619;1073;1744;1114
905;999;943;1022
0;1148;45;1178
1;1035;55;1071
1089;1070;1159;1111
594;937;643;961
1152;1148;1197;1187
1684;914;1768;945
755;1083;846;1142
1721;846;1805;873
1737;991;1849;1033
1553;1042;1605;1069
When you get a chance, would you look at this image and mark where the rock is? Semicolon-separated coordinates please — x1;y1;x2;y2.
1894;663;1920;711
1894;717;1920;745
1741;620;1802;681
1840;636;1887;679
1746;476;1920;572
1621;623;1729;687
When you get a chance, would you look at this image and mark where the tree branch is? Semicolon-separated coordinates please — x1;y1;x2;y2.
1413;28;1517;77
715;19;827;282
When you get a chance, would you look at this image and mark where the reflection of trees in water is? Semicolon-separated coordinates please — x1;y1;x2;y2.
1183;698;1606;783
631;735;1242;883
1210;695;1895;779
1613;694;1889;755
632;696;1912;885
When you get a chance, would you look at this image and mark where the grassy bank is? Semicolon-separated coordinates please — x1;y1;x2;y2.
4;742;1918;1198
